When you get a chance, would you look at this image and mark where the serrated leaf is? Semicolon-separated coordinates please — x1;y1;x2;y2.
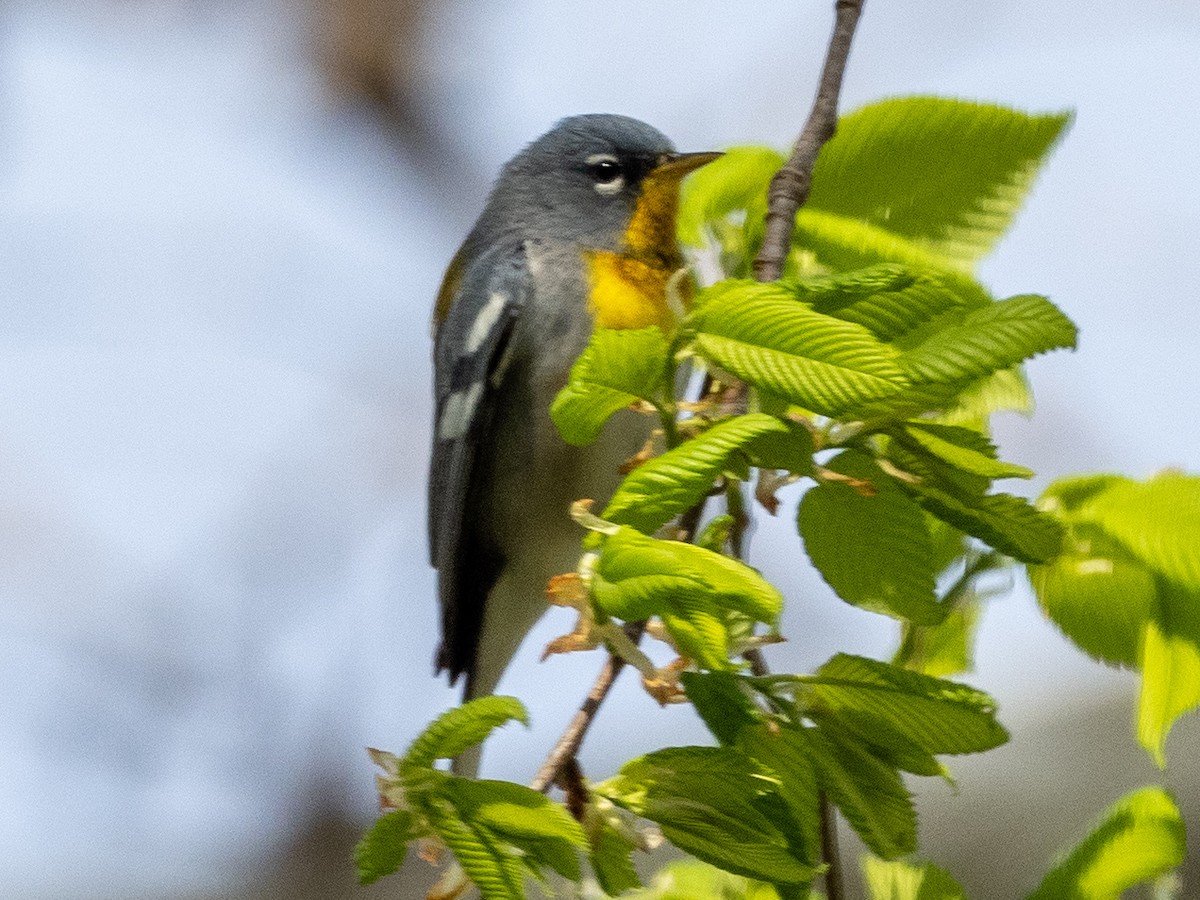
550;327;669;446
404;696;528;771
423;794;527;900
887;438;989;499
355;810;421;885
793;262;918;303
807;97;1070;270
899;422;1033;479
1029;524;1158;668
696;513;736;554
908;485;1063;564
863;856;966;900
662;593;735;671
899;295;1077;386
808;269;969;342
689;287;911;416
445;779;586;882
597;747;816;886
602;413;805;535
802;726;917;859
1027;787;1185;900
802;654;1008;760
678;146;785;246
799;451;942;624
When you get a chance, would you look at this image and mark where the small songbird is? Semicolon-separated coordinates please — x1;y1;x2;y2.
428;114;719;723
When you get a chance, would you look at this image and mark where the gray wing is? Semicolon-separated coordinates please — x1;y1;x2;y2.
428;240;529;689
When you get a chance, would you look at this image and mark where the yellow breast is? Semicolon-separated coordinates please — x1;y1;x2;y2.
584;250;677;331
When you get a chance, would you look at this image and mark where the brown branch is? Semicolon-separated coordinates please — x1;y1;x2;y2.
531;622;645;794
753;0;866;282
750;3;866;895
820;793;846;900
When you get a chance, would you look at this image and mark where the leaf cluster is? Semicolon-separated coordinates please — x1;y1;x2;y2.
360;96;1195;899
357;698;588;897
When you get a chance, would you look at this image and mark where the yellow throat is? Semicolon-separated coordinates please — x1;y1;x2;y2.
585;154;715;332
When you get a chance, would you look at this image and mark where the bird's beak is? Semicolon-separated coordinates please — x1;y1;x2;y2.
652;150;724;179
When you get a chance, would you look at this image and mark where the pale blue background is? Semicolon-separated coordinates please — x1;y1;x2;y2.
1;1;1196;896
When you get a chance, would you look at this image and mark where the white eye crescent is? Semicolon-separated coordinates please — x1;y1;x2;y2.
585;153;625;195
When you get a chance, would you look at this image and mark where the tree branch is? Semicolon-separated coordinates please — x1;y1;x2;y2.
531;622;644;794
753;0;866;282
820;793;846;900
751;3;866;894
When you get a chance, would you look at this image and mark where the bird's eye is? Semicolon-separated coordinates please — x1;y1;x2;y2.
585;154;625;194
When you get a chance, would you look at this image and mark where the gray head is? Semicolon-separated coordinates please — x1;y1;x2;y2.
483;114;679;249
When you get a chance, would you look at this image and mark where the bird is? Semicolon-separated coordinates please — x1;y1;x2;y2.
428;114;719;748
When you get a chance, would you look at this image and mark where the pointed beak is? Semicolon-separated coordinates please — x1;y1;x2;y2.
652;150;723;179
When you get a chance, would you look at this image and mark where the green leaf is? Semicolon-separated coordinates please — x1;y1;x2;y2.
863;856;966;900
550;327;669;446
622;859;784;900
791;208;957;271
689;284;911;416
1074;472;1200;590
898;295;1077;386
355;810;421;885
934;366;1034;429
802;725;917;859
886;438;989;500
1029;524;1158;668
586;803;642;897
592;527;782;668
737;724;824;867
696;513;736;554
1138;583;1200;768
404;696;528;771
444;778;586;882
801;654;1009;761
807;97;1071;270
1027;787;1186;900
807;268;970;342
602;413;806;535
678;146;785;246
908;485;1063;564
899;422;1033;479
596;747;816;886
896;596;983;679
681;671;762;746
1038;472;1200;764
423;794;527;900
799;451;942;624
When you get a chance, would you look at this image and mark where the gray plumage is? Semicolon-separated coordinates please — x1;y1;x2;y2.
429;115;677;712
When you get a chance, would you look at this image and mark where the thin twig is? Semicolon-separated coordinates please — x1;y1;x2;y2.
531;622;645;794
820;793;846;900
753;0;866;282
750;3;866;895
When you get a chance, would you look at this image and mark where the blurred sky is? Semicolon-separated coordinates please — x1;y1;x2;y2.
0;1;1197;897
